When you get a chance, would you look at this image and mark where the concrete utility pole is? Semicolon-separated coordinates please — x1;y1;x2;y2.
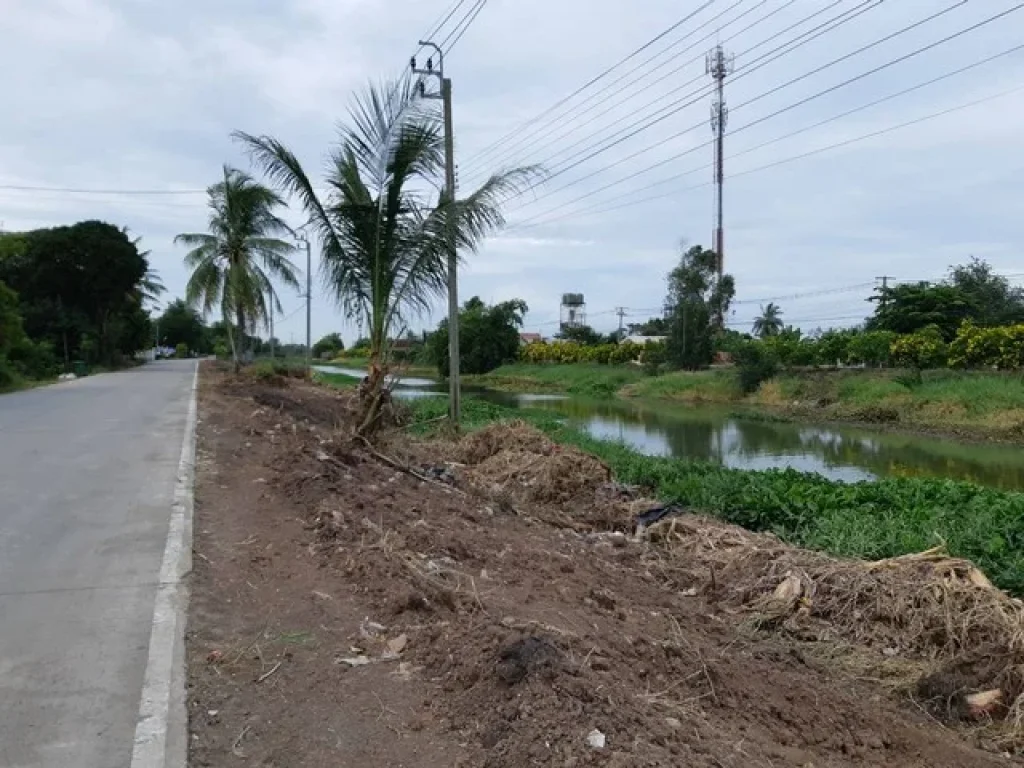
413;41;461;426
615;307;627;338
706;44;734;326
876;275;894;311
296;231;312;366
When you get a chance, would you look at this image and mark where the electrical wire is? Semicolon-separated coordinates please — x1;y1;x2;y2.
508;27;1024;228
464;0;723;168
460;0;781;177
505;76;1024;232
468;0;883;183
442;0;489;53
483;0;889;201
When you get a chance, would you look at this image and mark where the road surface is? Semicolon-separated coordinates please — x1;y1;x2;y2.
0;360;196;768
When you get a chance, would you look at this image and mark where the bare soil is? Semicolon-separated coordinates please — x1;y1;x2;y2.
187;364;1019;767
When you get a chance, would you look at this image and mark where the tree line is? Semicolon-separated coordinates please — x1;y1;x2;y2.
0;221;162;388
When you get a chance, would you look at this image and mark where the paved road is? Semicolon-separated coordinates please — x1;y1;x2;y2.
0;361;196;768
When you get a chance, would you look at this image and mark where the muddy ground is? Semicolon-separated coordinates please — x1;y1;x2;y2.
186;365;1019;767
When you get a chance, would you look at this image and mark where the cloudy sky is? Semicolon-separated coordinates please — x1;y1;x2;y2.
2;0;1023;343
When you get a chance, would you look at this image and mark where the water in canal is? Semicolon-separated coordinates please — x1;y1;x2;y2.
313;366;1024;489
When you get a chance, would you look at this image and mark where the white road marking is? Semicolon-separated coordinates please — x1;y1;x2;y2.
129;362;198;768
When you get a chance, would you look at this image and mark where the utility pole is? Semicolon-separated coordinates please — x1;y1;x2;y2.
706;44;734;327
296;231;312;366
413;41;461;426
615;307;627;338
876;275;893;311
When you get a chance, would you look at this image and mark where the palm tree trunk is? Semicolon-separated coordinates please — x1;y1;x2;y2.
235;306;247;372
225;317;240;373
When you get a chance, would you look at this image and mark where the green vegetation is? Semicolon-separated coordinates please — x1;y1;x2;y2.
176;166;299;371
0;221;161;380
405;396;1024;595
237;77;535;434
429;297;526;377
473;362;649;398
312;333;345;361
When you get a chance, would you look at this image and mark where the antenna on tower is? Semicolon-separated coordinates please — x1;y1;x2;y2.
706;44;734;328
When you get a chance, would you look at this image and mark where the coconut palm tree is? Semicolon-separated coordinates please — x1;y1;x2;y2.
175;166;299;370
235;77;538;433
752;302;784;338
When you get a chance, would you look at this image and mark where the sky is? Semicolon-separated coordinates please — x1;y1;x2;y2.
2;0;1023;344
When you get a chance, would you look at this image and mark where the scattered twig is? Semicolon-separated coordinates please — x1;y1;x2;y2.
231;725;251;758
357;435;468;495
256;661;282;683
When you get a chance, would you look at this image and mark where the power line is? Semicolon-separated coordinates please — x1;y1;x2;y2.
488;0;887;202
441;0;488;53
461;0;787;178
464;0;722;168
507;22;1024;229
505;76;1024;233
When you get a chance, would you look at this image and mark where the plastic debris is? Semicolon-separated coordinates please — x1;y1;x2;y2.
585;729;606;749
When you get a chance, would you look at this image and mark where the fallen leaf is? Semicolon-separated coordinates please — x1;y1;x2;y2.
386;634;408;656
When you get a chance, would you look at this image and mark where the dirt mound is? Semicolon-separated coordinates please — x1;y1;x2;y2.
457;422;611;508
643;514;1024;741
458;420;554;463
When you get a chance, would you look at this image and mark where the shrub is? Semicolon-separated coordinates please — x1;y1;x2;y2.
891;325;948;370
733;341;780;394
175;342;188;359
213;341;229;360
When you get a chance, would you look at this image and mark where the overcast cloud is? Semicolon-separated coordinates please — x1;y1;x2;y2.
2;0;1023;342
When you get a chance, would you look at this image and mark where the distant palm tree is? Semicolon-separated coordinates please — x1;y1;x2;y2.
236;77;538;433
175;166;299;370
752;302;784;338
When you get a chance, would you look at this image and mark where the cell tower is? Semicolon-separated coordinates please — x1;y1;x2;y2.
560;293;586;332
706;44;734;309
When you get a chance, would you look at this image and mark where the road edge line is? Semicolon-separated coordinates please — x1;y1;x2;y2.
130;361;198;768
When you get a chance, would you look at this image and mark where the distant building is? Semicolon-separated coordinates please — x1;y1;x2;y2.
519;333;543;345
621;335;667;345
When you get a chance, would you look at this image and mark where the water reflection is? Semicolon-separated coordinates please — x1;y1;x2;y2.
311;365;1024;489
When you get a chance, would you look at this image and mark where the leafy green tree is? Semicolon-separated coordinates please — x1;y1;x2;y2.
430;296;527;376
0;281;26;355
665;244;734;370
0;221;152;365
558;324;603;346
813;328;857;366
237;77;536;433
847;329;896;367
947;257;1024;326
157;299;206;352
627;316;668;336
312;332;345;360
867;282;973;341
752;302;784;338
891;325;948;371
175;166;299;370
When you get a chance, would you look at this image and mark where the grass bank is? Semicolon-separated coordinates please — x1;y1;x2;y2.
407;395;1024;594
469;362;649;398
476;363;1024;441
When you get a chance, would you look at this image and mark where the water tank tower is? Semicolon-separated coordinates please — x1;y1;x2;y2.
560;293;586;332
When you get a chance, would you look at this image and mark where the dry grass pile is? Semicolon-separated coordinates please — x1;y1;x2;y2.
644;515;1024;739
456;421;610;506
457;420;554;463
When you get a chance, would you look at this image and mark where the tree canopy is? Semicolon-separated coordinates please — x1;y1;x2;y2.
312;332;345;360
177;166;299;369
429;296;527;377
237;76;537;432
0;221;155;367
665;244;734;370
